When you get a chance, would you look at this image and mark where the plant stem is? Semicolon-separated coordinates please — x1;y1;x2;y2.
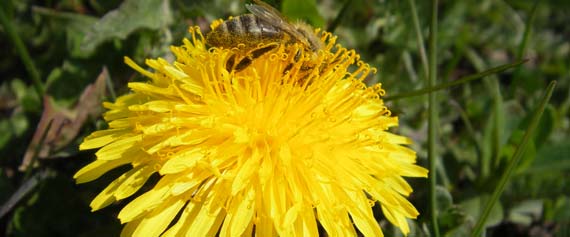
428;0;440;236
406;0;429;79
326;0;350;33
384;60;526;101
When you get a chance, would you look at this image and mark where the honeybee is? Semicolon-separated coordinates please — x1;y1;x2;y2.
206;0;323;72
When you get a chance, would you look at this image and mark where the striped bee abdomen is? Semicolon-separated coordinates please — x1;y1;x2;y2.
206;14;283;49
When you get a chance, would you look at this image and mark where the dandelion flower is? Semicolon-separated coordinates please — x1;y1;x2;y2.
75;24;428;237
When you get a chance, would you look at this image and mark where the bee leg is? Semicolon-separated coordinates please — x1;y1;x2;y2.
226;54;237;72
294;48;318;72
297;52;316;86
282;63;293;74
250;43;278;58
298;49;315;76
234;44;279;72
282;47;303;75
300;64;315;71
293;48;303;62
234;57;253;71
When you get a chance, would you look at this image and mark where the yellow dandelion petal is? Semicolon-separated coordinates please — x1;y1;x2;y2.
160;201;197;237
119;218;141;237
94;135;142;160
131;198;186;237
74;158;132;184
76;21;428;236
79;128;129;150
185;184;226;236
118;180;171;222
113;165;155;200
346;190;384;237
89;176;121;211
219;186;256;237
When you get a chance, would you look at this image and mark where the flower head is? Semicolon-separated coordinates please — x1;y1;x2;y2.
76;24;427;236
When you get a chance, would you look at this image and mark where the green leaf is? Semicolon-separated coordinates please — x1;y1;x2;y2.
460;195;504;228
521;140;570;174
481;114;494;178
10;79;40;113
550;197;570;222
32;6;99;57
439;205;468;235
436;186;453;211
45;60;101;107
81;0;173;52
10;79;28;101
445;223;474;237
513;66;544;95
507;200;543;225
282;0;325;28
379;218;427;237
498;104;557;174
499;129;537;174
470;81;556;237
10;111;29;137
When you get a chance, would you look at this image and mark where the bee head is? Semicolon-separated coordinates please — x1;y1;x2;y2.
294;22;323;52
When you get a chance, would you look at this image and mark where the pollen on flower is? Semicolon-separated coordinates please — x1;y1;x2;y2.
75;23;428;237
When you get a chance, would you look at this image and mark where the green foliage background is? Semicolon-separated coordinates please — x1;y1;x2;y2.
0;0;568;236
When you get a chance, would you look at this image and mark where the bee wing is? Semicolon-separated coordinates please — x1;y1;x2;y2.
247;0;287;22
246;0;310;46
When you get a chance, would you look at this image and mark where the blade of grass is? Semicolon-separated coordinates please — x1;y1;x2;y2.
516;0;539;61
403;51;419;82
470;81;557;237
465;49;505;177
0;7;44;97
406;0;429;79
384;60;527;101
0;169;55;219
511;0;539;95
490;77;504;176
428;0;440;236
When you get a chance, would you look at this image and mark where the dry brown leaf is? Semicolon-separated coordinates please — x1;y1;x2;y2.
19;67;109;170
